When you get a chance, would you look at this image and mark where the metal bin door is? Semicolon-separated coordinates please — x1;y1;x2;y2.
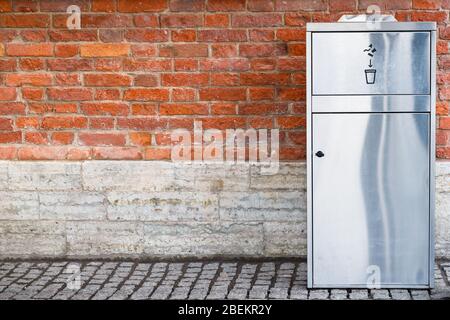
312;113;430;287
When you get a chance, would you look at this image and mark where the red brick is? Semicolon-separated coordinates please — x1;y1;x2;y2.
201;117;246;129
279;146;304;160
92;0;116;12
125;29;169;42
0;102;25;114
123;59;172;72
174;59;198;71
6;43;53;57
160;103;209;115
249;87;274;100
118;0;167;12
241;73;290;85
198;30;247;42
232;13;282;27
42;116;88;129
162;73;209;87
240;44;287;57
22;88;44;100
205;14;229;27
437;101;449;115
17;146;91;160
161;14;202;27
211;73;240;86
171;30;196;42
131;104;158;115
0;59;16;72
117;118;167;131
48;88;93;101
55;44;79;58
52;132;74;145
0;13;49;27
207;0;246;11
249;29;275;42
134;75;158;87
0;146;16;159
170;0;205;11
0;88;16;100
48;59;93;71
411;11;447;22
94;58;122;72
80;43;129;57
413;0;442;9
79;133;126;146
250;58;276;71
199;88;246;101
49;30;98;42
25;132;48;145
248;0;275;11
144;148;171;160
159;44;208;57
20;30;47;42
5;74;52;86
440;117;450;129
276;29;306;41
436;146;450;159
278;87;306;101
285;13;311;26
55;74;80;86
211;44;238;58
40;0;89;11
0;117;13;131
200;59;250;71
277;116;306;129
16;117;39;129
89;117;114;130
0;0;12;12
92;147;142;160
329;0;356;11
278;57;306;71
248;117;273;128
240;103;288;115
275;0;327;11
84;73;132;87
131;44;157;57
288;43;306;56
211;103;237;115
81;102;129;116
171;88;196;101
19;58;45;71
124;88;170;101
0;131;21;143
130;132;152;146
29;102;77;114
95;89;120;100
134;14;159;27
437;130;449;145
0;30;16;42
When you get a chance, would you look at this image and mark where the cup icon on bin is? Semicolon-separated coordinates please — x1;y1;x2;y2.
365;68;376;84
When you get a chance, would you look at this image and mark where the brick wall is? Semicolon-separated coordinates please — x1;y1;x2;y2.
0;0;448;161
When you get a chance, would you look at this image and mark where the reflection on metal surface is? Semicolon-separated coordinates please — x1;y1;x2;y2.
312;32;430;95
312;113;429;287
312;95;430;113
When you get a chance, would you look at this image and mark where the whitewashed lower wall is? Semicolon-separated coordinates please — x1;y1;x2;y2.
0;161;448;259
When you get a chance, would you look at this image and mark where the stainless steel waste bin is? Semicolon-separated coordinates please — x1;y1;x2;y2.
306;16;436;288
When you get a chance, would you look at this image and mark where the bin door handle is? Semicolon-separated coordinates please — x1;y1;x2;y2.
315;151;325;158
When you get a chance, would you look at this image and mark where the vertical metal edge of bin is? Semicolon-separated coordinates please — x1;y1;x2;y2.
306;28;313;289
429;27;437;289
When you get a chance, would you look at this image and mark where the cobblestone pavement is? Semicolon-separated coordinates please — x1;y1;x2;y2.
0;260;449;300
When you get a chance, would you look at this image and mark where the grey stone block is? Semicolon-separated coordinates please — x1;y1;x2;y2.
39;192;106;220
263;222;306;256
143;222;264;256
107;191;219;222
0;192;39;220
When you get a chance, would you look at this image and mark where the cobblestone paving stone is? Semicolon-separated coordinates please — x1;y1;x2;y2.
0;260;448;300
